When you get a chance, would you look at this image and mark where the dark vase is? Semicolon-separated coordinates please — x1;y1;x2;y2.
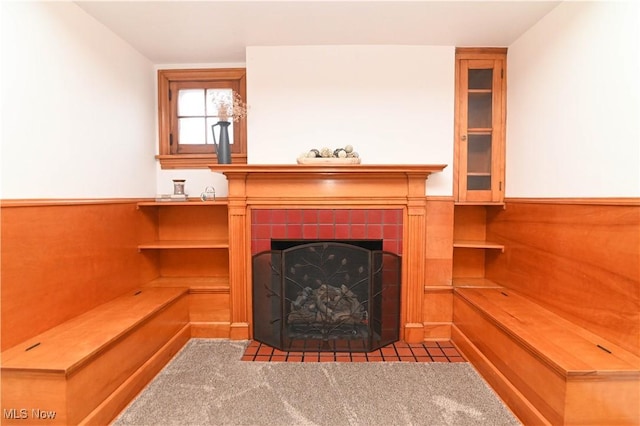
211;121;231;164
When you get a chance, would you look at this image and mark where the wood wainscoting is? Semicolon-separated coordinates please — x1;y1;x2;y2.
0;199;155;352
485;198;640;357
423;197;455;340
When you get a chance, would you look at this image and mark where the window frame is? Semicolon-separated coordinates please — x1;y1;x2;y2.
157;68;247;169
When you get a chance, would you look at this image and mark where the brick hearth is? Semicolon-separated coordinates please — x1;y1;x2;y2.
242;340;465;363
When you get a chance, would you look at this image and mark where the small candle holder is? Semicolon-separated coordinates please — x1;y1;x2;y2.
173;179;186;196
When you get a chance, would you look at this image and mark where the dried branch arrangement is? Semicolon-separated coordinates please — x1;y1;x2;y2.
210;90;248;122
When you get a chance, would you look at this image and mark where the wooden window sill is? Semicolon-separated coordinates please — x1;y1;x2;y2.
156;154;247;169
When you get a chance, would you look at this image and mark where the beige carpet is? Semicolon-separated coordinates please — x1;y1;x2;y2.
112;339;521;426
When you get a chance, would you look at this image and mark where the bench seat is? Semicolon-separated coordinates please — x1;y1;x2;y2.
1;287;190;425
453;287;640;425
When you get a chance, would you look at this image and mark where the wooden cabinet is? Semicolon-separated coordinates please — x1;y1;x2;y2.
137;200;231;337
454;48;506;204
453;48;507;286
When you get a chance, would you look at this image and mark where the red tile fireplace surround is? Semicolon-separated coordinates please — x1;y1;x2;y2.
209;164;446;344
251;208;403;256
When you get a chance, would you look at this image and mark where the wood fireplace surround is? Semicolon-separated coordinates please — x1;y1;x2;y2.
208;164;446;344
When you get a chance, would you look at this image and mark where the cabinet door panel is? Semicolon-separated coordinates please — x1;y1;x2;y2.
467;93;493;129
468;68;493;90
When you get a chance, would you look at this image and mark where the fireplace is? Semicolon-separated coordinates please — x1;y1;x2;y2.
253;240;401;352
208;164;446;343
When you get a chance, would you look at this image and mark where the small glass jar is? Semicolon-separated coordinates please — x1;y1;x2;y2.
200;186;216;201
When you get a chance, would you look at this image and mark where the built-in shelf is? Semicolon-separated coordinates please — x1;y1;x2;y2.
453;240;505;252
454;201;505;207
137;199;228;209
135;198;231;339
144;276;229;292
137;240;229;250
452;278;503;288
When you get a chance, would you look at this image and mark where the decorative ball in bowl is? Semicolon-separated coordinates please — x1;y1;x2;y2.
297;145;361;164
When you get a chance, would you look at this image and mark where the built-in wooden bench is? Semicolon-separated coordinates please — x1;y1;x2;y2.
452;287;640;425
1;287;190;425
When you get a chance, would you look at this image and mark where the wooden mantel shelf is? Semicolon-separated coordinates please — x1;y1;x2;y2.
208;164;447;175
208;163;447;343
209;164;447;206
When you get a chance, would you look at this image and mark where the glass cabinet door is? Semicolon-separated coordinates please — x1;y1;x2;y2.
456;57;505;203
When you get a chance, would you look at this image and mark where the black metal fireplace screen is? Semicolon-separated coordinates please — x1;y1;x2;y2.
252;241;401;352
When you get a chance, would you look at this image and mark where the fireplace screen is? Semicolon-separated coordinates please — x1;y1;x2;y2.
252;241;401;352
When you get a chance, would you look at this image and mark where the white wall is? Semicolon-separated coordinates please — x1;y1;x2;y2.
506;1;640;197
4;2;637;200
246;45;455;196
1;1;156;199
159;46;455;198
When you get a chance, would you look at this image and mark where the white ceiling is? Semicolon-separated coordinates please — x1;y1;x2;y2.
75;1;561;64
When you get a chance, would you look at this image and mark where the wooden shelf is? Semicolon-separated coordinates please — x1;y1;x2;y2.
452;278;503;288
135;198;231;339
144;276;229;292
138;240;229;250
137;199;228;208
454;201;505;207
453;240;505;252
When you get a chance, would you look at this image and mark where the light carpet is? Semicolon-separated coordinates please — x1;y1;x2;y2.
112;339;521;426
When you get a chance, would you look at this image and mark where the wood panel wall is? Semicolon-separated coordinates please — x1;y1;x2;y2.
1;200;153;351
425;197;454;287
485;199;640;356
7;197;634;357
423;197;454;340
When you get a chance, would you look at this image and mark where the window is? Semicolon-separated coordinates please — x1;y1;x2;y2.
157;69;247;168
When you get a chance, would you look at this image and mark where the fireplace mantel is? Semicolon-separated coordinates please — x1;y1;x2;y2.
209;164;446;343
210;164;446;205
209;164;445;174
